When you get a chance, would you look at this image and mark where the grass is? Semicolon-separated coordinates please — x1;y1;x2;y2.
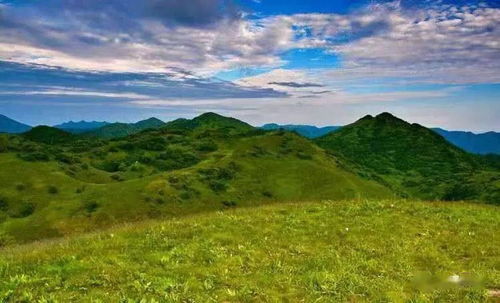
0;199;498;302
0;131;392;244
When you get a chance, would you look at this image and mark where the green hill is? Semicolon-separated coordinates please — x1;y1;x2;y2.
23;126;75;144
165;112;254;134
315;113;500;203
1;200;498;302
0;113;392;244
86;117;165;139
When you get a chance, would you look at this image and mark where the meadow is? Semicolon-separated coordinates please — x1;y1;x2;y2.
1;199;499;302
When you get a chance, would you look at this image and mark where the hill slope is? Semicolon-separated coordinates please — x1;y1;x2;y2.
1;200;498;302
433;128;500;155
85;117;165;139
316;113;500;202
0;113;392;244
0;114;31;134
262;123;340;138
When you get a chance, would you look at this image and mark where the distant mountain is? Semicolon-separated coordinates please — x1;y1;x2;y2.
0;114;31;134
23;126;75;144
54;121;110;134
86;117;165;139
262;123;340;138
432;128;500;155
316;112;499;203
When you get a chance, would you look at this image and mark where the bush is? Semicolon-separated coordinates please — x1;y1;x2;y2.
195;141;218;152
221;200;237;207
83;201;99;213
18;151;50;162
11;201;35;218
0;135;8;152
15;183;26;191
47;185;59;194
209;180;228;192
0;196;8;211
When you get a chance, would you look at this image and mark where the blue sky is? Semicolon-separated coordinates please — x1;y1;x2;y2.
0;0;499;131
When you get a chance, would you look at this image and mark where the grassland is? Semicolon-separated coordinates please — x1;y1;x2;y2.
1;199;499;302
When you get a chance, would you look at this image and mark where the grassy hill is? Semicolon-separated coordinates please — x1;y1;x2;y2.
1;200;498;302
0;113;392;244
23;126;76;145
85;118;165;139
315;113;500;203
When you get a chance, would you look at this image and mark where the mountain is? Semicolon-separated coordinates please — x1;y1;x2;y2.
315;113;499;203
433;128;500;155
0;114;31;134
23;126;75;144
54;121;110;134
85;117;165;139
262;123;340;138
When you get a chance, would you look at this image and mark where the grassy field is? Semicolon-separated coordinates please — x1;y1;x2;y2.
1;199;498;302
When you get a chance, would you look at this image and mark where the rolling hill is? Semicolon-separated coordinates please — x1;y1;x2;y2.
315;113;500;203
0;113;392;244
85;117;165;139
0;114;31;134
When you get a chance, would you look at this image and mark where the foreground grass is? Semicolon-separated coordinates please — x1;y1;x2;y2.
0;200;499;302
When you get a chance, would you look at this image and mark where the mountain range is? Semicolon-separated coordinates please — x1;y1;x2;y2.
261;123;341;138
0;111;498;246
1;113;499;154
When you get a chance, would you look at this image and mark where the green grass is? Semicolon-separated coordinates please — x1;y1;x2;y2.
0;199;498;302
0;130;392;244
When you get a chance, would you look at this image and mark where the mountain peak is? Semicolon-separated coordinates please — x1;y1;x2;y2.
0;114;32;134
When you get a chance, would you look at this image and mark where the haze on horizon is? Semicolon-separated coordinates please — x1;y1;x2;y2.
0;0;499;132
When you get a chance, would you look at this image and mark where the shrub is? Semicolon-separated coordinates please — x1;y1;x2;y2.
262;191;273;198
0;196;8;211
83;201;99;213
11;201;35;218
209;180;228;192
18;151;50;162
47;185;59;194
0;135;8;152
15;183;26;191
195;141;218;152
221;200;237;207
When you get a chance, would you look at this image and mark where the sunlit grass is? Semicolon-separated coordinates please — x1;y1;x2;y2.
1;199;498;302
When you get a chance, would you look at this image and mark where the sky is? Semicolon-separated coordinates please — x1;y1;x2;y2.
0;0;499;132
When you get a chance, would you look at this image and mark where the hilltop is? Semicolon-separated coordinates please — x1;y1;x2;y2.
316;113;499;202
85;117;165;139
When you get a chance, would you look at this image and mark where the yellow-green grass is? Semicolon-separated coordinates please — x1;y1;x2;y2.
1;199;498;302
0;132;393;244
